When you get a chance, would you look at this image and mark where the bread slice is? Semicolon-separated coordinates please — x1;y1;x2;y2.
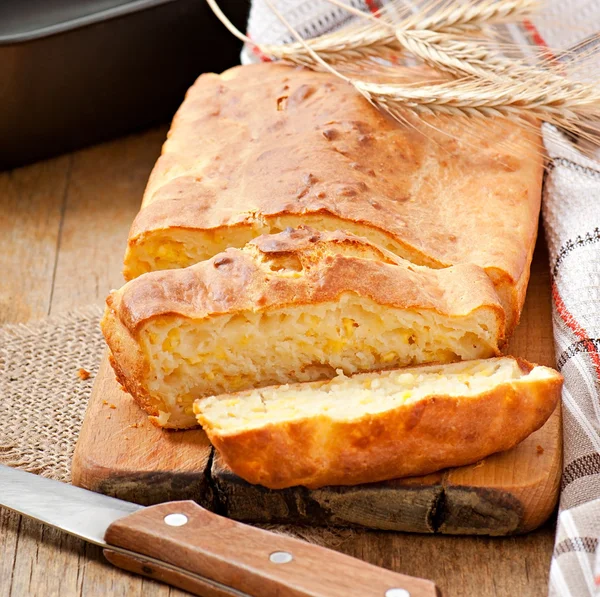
123;63;543;334
102;227;505;428
194;357;562;489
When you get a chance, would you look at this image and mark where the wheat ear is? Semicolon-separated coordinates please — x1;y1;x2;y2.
206;0;537;67
277;0;538;66
323;0;538;33
356;77;600;124
392;30;595;92
207;0;600;147
263;0;600;136
262;24;401;67
397;0;539;32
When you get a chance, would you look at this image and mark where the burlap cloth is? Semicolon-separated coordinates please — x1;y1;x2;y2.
0;306;105;483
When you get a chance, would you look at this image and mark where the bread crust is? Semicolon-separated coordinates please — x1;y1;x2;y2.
102;227;505;427
112;227;505;333
123;63;543;333
197;359;562;489
102;302;167;424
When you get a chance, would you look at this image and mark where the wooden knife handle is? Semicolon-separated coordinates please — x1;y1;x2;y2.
103;500;439;597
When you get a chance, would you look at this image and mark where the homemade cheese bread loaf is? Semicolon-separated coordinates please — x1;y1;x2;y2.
103;228;504;428
123;63;543;333
194;357;562;489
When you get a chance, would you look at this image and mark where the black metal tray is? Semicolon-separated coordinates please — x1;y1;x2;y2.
0;0;249;170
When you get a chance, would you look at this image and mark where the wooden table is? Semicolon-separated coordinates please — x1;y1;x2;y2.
0;127;555;597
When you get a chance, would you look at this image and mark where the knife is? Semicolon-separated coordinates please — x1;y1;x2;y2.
0;465;439;597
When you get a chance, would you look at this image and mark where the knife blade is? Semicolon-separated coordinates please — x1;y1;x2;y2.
0;464;140;545
0;465;440;597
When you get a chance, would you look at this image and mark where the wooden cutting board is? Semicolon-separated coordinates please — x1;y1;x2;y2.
72;240;561;535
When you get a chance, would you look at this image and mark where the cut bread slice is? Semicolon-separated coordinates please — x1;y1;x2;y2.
102;227;504;428
194;357;562;489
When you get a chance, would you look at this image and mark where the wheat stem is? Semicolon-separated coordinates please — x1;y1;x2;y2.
205;0;252;45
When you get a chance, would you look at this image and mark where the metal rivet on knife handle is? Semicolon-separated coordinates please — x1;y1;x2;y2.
269;551;293;564
163;513;188;527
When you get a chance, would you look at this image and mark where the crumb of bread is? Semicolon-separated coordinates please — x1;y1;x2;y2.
102;400;108;405
140;288;501;428
537;445;544;455
195;358;545;434
78;368;91;380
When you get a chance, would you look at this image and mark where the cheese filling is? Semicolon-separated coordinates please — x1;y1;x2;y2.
140;293;499;421
194;357;553;432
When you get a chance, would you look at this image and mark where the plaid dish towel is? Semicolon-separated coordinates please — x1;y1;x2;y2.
544;127;600;597
242;1;600;595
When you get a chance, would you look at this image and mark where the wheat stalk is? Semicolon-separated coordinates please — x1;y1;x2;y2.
323;0;538;33
205;0;400;65
261;24;401;66
392;29;595;94
271;0;600;138
393;29;509;78
356;77;598;119
396;0;539;32
355;77;600;149
284;0;539;65
207;0;600;146
207;0;537;66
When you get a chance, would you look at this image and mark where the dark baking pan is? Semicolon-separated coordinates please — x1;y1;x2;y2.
0;0;249;170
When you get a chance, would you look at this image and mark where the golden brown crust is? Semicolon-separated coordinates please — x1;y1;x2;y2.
513;222;539;328
101;307;163;422
109;227;505;336
124;63;543;333
199;361;562;489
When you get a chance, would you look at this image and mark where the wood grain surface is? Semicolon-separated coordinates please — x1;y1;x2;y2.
72;231;561;536
0;127;557;597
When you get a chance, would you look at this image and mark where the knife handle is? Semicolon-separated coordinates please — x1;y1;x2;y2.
103;500;439;597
